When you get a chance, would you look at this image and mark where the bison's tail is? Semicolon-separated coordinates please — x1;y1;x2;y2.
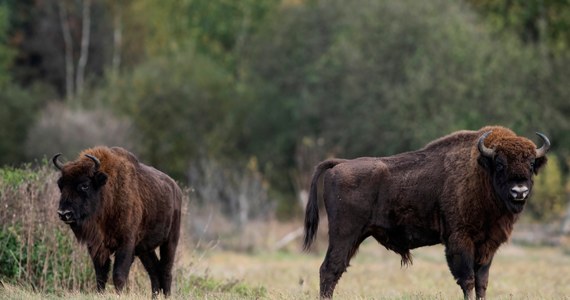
303;158;346;251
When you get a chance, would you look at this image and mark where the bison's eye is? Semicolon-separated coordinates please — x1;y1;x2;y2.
530;161;535;171
495;162;504;172
78;183;90;192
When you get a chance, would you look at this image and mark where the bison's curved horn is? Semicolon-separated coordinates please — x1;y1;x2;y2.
477;131;495;158
84;154;101;172
535;132;551;158
52;153;64;171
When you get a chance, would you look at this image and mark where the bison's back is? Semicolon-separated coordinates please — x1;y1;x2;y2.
321;134;475;253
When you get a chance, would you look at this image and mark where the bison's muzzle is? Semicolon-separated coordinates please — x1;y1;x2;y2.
510;185;529;201
57;209;74;223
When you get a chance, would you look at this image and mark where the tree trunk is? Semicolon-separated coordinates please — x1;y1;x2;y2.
58;2;74;102
111;5;122;76
76;0;91;100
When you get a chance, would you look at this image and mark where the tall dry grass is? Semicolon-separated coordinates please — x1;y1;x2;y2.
0;163;95;292
0;161;271;297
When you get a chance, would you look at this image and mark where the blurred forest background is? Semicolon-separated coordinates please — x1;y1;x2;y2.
1;0;570;297
1;0;570;237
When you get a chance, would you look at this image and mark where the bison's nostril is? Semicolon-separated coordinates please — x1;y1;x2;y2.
510;185;529;200
511;186;528;194
57;210;73;220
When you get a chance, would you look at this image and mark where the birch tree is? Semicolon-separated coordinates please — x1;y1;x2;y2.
57;0;92;103
75;0;91;98
58;1;74;102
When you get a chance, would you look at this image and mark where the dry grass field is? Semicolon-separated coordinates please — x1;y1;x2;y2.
2;238;570;299
195;239;570;299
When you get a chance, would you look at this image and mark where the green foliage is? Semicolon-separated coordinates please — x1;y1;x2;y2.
242;0;569;201
528;155;566;221
0;85;45;166
124;0;279;73
0;0;568;219
0;3;14;86
0;226;19;279
184;0;280;71
99;49;238;179
0;166;37;186
466;0;570;52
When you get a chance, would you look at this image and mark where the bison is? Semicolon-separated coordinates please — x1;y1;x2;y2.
52;146;182;297
303;126;550;299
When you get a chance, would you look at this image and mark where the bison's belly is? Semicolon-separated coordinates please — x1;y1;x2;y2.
372;225;441;252
135;222;173;253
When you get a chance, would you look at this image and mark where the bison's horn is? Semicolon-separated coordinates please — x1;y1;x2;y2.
84;154;101;172
535;132;551;158
52;153;64;170
477;131;495;158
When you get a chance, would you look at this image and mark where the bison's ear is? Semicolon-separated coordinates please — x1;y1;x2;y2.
93;172;108;188
533;156;547;175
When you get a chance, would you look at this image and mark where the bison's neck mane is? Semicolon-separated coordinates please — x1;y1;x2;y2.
426;127;521;255
70;215;108;260
73;146;142;261
459;138;519;255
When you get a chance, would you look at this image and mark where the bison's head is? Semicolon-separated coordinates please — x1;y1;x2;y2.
52;154;108;226
477;131;550;214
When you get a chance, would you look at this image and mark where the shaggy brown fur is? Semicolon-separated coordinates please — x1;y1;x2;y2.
54;146;182;297
303;126;549;300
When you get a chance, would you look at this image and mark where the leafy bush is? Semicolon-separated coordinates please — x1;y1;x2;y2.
235;0;570;214
98;49;238;180
0;85;46;166
528;155;567;221
25;101;135;162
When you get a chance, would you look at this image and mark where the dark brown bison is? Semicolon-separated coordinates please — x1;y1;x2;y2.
52;146;182;297
303;126;550;299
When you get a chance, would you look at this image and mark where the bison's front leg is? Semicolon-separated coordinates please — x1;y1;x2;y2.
112;244;135;292
89;248;111;293
474;257;493;300
445;237;476;300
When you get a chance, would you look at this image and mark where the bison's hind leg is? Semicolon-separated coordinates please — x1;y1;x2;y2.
139;251;161;297
159;212;181;296
320;230;369;299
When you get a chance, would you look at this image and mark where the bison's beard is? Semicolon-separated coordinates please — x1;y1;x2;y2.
506;199;526;214
498;193;527;214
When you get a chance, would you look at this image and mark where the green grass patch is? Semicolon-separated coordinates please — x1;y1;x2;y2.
177;273;267;298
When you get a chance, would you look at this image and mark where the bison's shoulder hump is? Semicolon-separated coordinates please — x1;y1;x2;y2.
422;130;478;150
110;147;140;164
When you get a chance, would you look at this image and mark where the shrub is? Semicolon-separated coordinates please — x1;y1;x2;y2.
186;157;276;251
528;155;567;221
25;101;135;162
0;163;94;293
0;85;45;166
